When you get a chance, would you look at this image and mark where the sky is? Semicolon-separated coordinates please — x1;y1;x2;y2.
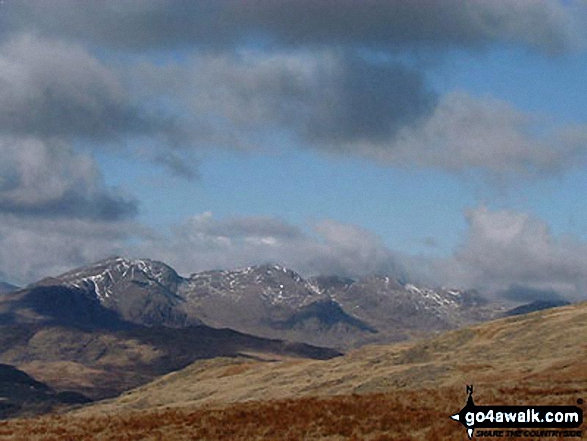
1;1;587;302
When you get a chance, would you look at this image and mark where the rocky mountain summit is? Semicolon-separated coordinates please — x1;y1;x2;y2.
26;257;504;348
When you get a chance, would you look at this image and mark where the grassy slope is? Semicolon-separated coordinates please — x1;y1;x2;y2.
77;301;587;413
2;302;587;440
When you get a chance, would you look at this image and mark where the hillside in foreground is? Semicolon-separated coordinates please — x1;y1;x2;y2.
78;299;587;412
1;301;585;440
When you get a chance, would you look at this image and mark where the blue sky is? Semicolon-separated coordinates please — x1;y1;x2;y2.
2;1;587;302
98;43;587;253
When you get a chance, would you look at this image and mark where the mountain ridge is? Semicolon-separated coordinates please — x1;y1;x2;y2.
21;256;511;348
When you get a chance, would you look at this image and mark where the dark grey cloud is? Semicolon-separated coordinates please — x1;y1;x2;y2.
137;51;437;151
153;151;200;180
2;0;581;53
423;237;440;249
0;138;138;221
301;55;437;146
0;190;137;221
0;35;173;141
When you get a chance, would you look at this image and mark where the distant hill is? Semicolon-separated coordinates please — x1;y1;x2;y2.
0;282;18;294
503;299;570;316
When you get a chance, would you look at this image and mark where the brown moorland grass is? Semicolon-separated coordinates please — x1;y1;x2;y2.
2;302;587;440
0;384;584;441
72;302;587;415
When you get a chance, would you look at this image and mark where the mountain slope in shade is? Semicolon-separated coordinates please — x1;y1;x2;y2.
36;257;192;328
0;363;90;419
79;300;587;414
26;257;506;349
0;278;340;400
0;322;339;401
0;282;18;294
0;285;127;329
503;299;571;316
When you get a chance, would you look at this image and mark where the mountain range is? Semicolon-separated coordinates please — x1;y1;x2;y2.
0;256;568;416
23;256;505;349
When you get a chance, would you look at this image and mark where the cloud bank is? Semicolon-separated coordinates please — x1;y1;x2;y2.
0;1;586;297
136;213;403;280
414;207;587;300
3;206;587;303
3;0;581;53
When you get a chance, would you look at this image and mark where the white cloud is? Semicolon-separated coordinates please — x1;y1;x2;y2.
135;213;403;279
382;92;587;175
417;206;587;299
0;215;144;285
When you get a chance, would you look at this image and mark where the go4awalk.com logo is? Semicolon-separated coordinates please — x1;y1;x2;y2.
450;386;583;439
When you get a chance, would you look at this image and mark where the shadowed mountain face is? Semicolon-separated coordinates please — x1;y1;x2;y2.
0;279;340;400
37;258;191;328
0;363;90;419
0;282;18;294
18;257;505;349
503;299;571;317
0;285;127;329
0;321;340;401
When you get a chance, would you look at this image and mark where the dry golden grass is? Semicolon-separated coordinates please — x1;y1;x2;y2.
1;384;584;440
71;302;587;415
2;302;587;440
